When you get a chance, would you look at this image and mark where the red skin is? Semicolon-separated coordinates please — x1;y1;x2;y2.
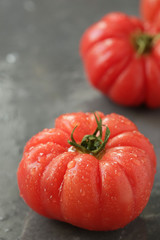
17;112;156;231
141;0;160;28
80;13;160;108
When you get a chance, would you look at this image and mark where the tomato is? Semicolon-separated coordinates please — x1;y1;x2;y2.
80;13;160;108
17;112;156;231
141;0;160;28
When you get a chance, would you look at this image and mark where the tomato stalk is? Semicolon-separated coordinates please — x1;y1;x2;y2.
68;113;110;157
133;33;160;55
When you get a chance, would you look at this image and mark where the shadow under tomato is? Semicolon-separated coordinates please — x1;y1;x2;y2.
83;93;160;115
20;211;154;240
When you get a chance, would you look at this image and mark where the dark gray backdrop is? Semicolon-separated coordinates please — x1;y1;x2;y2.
0;0;160;239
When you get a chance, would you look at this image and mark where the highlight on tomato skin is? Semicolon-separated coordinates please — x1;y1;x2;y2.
141;0;160;28
80;12;160;108
17;112;156;231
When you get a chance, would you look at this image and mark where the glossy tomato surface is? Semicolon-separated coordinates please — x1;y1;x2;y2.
141;0;160;28
80;13;160;108
17;112;156;231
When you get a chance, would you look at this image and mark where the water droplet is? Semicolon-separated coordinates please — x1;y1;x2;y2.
50;195;53;199
39;152;44;156
67;160;76;169
115;170;117;175
24;0;35;12
6;53;18;63
68;146;76;153
4;228;10;233
58;182;63;195
79;188;86;196
0;216;4;221
119;150;123;153
133;154;137;158
44;188;46;192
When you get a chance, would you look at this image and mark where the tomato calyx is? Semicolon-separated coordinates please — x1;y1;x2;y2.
68;113;110;158
133;33;160;55
133;33;154;55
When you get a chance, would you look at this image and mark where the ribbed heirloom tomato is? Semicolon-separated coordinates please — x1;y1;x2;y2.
80;13;160;108
17;112;156;231
141;0;160;29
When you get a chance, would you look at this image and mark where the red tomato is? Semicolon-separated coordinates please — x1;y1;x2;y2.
141;0;160;28
17;112;156;231
80;13;160;108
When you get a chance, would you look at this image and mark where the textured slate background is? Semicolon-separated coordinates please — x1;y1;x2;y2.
0;0;160;239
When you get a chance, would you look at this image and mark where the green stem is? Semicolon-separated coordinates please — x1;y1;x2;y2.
133;32;160;55
68;113;110;157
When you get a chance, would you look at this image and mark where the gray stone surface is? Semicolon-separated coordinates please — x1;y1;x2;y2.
0;0;159;239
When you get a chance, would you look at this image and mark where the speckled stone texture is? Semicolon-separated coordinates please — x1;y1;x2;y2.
0;0;160;239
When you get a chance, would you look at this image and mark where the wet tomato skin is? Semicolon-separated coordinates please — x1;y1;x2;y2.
80;12;160;108
141;0;160;28
17;112;156;231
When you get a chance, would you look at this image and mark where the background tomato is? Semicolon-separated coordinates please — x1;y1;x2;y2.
80;13;160;108
17;112;156;231
141;0;160;29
